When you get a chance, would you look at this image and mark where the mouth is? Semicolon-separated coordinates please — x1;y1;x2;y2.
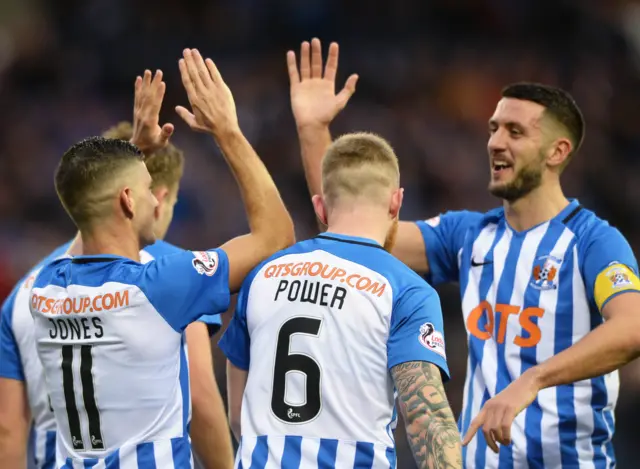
491;161;513;178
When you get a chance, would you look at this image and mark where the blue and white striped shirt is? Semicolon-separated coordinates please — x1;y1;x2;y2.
417;200;640;468
0;240;223;469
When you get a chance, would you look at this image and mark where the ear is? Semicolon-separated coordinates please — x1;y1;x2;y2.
120;187;135;219
312;194;328;226
389;188;403;219
547;137;572;169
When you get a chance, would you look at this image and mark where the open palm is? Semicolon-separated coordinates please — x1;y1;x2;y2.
287;39;358;129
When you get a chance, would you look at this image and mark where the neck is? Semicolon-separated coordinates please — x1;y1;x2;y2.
325;205;389;246
66;232;83;256
503;179;569;232
80;220;141;262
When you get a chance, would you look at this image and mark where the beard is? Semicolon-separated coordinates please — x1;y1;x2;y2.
384;218;399;252
488;158;544;202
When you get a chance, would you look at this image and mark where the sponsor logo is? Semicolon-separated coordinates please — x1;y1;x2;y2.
467;301;545;348
31;290;130;315
264;261;387;297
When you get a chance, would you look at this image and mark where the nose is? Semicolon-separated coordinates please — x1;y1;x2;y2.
488;128;507;153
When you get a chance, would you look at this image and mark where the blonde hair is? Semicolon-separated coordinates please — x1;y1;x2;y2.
102;121;184;190
322;132;399;207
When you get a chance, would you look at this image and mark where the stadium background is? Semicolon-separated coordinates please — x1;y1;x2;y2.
1;0;640;467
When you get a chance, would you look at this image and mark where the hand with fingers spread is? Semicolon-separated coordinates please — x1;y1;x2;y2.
131;69;175;154
462;369;540;453
287;38;358;130
176;48;238;137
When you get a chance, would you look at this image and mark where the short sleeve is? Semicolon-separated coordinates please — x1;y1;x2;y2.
218;278;251;371
140;249;231;332
197;314;223;336
387;283;450;381
580;224;640;312
415;210;483;286
0;287;24;381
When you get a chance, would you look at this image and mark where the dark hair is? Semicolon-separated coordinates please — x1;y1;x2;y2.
502;82;585;155
54;136;143;228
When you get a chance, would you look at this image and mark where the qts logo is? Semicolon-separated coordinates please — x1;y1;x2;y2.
466;300;545;348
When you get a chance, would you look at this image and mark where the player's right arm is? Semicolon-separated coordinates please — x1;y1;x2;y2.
0;289;30;469
288;39;478;279
387;283;462;469
177;48;295;292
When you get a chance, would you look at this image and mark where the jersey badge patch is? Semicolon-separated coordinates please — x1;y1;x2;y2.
530;255;562;291
608;266;633;289
418;322;446;358
192;251;219;276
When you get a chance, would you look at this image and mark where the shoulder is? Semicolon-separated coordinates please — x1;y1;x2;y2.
568;207;630;252
142;240;183;259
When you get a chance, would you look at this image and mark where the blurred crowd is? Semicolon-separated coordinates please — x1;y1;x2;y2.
2;0;640;467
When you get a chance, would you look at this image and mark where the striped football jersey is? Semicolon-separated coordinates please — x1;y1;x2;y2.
416;199;640;468
219;233;450;469
0;240;222;469
26;247;229;468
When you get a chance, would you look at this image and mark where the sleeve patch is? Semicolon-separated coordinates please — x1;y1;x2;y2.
594;263;640;311
191;251;219;276
418;322;446;358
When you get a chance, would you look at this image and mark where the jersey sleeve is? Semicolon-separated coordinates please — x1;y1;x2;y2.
218;273;254;371
387;283;450;380
140;249;231;332
581;224;640;312
415;210;483;286
0;287;24;381
196;314;223;336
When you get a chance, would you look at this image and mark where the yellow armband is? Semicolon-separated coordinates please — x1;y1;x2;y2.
594;263;640;311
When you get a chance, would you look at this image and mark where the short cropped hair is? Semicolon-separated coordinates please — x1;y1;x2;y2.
54;136;143;229
322;132;400;207
102;121;184;190
502;82;585;157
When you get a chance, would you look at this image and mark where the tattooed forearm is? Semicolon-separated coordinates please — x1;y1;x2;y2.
392;361;462;469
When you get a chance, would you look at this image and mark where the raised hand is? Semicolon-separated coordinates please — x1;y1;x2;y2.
175;49;238;137
130;70;174;154
287;38;358;130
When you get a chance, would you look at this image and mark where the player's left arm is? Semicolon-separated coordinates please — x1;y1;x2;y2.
186;321;234;469
463;225;640;452
218;278;252;443
0;292;30;469
388;283;462;468
226;361;248;443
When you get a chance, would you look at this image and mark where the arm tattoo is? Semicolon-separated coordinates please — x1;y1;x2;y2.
392;361;462;469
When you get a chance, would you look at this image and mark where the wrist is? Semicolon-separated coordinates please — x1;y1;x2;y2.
523;365;545;392
296;121;330;134
212;126;244;145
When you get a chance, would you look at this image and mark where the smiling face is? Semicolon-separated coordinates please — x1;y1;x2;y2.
487;98;550;202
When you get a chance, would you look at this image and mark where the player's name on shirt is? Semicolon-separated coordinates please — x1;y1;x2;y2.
30;289;130;341
265;259;388;311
